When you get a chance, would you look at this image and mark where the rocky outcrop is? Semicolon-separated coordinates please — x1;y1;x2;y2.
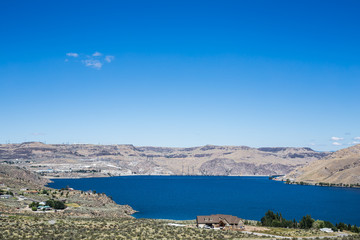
62;190;136;218
199;158;298;176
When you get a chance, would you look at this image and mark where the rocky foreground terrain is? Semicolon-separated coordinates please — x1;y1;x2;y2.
0;142;329;178
0;164;135;218
2;216;357;240
286;144;360;185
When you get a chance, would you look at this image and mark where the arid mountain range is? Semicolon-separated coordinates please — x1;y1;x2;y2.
0;142;329;178
286;144;360;185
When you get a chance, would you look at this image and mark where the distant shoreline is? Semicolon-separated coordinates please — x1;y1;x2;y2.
45;174;270;180
41;174;360;190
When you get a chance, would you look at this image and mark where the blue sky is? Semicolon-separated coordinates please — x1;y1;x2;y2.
0;0;359;151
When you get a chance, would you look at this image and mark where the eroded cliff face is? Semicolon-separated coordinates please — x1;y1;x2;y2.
0;142;329;177
287;144;360;185
199;158;300;176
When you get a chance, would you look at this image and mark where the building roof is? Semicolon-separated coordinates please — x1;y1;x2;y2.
25;190;38;193
38;205;51;209
0;194;12;198
196;214;243;225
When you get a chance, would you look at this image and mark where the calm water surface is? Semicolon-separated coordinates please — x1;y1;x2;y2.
48;176;360;225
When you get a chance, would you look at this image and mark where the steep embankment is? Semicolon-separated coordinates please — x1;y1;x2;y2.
287;144;360;185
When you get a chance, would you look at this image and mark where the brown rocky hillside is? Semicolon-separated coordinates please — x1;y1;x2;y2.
0;142;329;177
0;164;50;187
286;144;360;185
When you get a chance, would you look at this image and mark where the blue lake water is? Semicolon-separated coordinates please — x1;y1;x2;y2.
48;176;360;225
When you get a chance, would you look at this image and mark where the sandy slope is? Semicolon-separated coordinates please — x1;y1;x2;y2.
287;144;360;185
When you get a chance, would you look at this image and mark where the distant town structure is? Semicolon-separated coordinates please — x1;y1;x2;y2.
25;190;38;194
0;195;12;199
38;205;52;211
196;214;244;229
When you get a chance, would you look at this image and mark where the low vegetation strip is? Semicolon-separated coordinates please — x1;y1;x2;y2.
260;210;360;234
0;215;359;240
0;215;259;240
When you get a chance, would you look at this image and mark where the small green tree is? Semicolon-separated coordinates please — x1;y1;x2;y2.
300;215;314;229
29;202;39;208
323;221;336;231
46;199;55;207
46;199;66;209
54;200;66;209
293;219;298;228
6;191;14;196
337;222;346;231
261;210;276;226
312;220;325;229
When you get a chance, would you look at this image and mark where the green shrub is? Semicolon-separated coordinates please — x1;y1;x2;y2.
29;202;39;208
46;199;67;209
313;220;325;229
299;215;314;229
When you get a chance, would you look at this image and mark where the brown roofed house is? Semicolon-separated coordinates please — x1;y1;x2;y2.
25;190;38;194
196;214;244;229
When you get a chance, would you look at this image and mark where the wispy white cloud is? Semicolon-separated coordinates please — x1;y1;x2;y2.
331;136;344;141
92;51;103;57
66;52;79;57
105;55;115;63
332;142;342;146
82;59;103;70
352;141;360;145
65;51;114;70
354;137;360;140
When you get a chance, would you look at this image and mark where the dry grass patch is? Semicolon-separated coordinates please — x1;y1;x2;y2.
65;202;80;207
